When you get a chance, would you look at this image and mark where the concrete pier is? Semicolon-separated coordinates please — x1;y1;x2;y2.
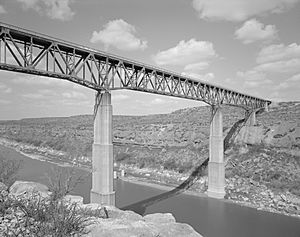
249;111;256;126
91;91;115;206
265;103;269;112
207;106;225;199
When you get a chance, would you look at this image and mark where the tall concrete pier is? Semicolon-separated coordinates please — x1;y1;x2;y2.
249;111;256;126
265;103;269;112
91;91;115;206
207;106;225;199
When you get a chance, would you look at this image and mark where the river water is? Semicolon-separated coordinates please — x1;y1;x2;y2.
1;144;300;237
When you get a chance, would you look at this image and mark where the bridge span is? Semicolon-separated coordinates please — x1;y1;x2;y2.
0;22;271;205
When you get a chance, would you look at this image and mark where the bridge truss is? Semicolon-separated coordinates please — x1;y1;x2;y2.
0;22;271;109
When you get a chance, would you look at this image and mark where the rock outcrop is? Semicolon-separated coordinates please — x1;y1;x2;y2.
9;180;50;197
1;180;203;237
84;205;201;237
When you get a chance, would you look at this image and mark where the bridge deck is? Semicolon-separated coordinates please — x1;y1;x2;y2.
0;22;271;109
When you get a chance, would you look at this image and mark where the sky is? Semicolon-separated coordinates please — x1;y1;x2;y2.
0;0;299;120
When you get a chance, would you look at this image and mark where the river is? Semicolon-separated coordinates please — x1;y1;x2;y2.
1;144;300;237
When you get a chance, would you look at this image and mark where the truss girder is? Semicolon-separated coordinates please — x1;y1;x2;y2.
0;23;271;109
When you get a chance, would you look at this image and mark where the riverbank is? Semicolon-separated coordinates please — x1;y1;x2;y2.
0;138;299;219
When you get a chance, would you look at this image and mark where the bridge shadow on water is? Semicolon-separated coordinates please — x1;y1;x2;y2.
121;114;252;215
121;159;209;215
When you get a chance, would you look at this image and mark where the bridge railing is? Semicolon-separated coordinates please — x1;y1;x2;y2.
0;22;271;109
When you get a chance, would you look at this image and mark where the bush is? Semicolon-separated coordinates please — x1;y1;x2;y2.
0;192;92;236
0;167;104;237
0;156;22;187
45;166;88;201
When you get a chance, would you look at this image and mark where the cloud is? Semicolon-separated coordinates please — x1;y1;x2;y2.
22;93;45;99
112;94;129;102
153;39;217;66
192;0;299;21
181;72;215;82
0;5;6;14
287;73;300;82
237;70;267;81
235;19;278;44
0;82;12;93
90;19;147;51
236;70;272;88
62;91;87;100
255;58;300;73
12;75;74;87
16;0;75;21
151;98;165;105
183;62;210;73
273;74;300;91
256;43;300;64
0;99;11;104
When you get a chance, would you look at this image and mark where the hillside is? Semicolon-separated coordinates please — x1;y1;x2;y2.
0;105;246;170
0;101;299;217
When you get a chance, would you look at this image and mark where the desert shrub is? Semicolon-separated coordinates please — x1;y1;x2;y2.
163;159;177;171
0;156;22;187
1;167;103;237
45;166;88;201
178;161;194;173
115;152;131;162
1;193;92;237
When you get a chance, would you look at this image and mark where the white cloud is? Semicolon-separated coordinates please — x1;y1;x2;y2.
16;0;75;21
151;98;165;105
22;93;45;99
183;62;210;73
90;19;147;51
112;94;129;102
192;0;299;21
0;99;11;104
0;5;6;14
236;70;272;88
153;39;217;66
255;58;300;73
256;43;300;64
235;19;278;44
0;82;12;93
181;72;215;82
12;75;74;87
287;73;300;82
237;70;267;81
273;74;300;91
62;91;87;100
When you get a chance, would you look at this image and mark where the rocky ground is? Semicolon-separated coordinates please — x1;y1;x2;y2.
0;181;202;237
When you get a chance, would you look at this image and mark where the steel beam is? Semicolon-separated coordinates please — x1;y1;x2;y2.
0;22;271;110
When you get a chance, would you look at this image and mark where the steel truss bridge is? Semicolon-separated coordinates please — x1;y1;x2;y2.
0;22;270;110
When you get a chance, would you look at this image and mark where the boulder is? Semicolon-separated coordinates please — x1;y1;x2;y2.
144;213;176;223
81;204;143;222
151;222;202;237
84;210;202;237
0;182;8;192
9;181;49;197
